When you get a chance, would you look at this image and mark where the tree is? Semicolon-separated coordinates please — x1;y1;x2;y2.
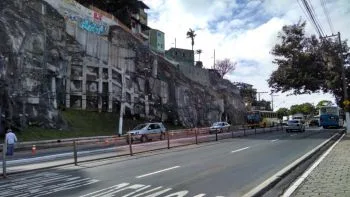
213;58;237;78
268;21;350;106
196;49;203;61
186;28;196;51
289;103;316;115
276;107;289;119
316;100;333;109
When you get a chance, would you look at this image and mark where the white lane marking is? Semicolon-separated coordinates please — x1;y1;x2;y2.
242;132;339;197
163;190;189;197
0;172;99;197
80;183;129;197
231;146;250;153
136;166;181;179
290;134;297;137
282;133;345;197
271;139;279;142
121;185;152;197
132;186;165;197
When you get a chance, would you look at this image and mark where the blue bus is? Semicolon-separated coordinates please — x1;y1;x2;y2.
319;106;344;129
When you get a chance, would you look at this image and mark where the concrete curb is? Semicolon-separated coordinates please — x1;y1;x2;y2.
282;133;345;197
242;131;342;197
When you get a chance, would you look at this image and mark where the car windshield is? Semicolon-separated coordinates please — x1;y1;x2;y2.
213;122;222;126
132;124;147;130
288;120;299;124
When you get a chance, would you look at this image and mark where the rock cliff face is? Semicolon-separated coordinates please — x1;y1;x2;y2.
0;0;246;132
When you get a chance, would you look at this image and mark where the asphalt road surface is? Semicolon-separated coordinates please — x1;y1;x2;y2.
0;128;339;197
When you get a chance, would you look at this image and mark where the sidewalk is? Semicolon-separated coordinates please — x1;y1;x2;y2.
292;135;350;197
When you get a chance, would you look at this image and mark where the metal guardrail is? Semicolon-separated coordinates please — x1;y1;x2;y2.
1;124;284;177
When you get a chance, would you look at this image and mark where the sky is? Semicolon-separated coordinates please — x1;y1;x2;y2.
143;0;350;110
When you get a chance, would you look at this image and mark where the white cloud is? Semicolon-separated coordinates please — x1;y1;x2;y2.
144;0;349;109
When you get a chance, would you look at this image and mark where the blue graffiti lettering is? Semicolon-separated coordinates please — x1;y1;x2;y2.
79;19;107;35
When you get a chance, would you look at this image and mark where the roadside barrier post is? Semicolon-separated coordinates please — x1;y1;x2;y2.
255;126;257;134
195;128;198;145
243;125;246;136
2;143;6;178
167;131;170;149
73;140;78;166
231;126;234;138
215;130;218;141
32;145;36;155
128;133;133;156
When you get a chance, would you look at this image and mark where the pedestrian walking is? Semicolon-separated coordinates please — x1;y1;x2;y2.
5;129;17;156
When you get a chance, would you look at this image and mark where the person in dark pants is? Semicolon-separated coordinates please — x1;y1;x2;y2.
5;129;17;156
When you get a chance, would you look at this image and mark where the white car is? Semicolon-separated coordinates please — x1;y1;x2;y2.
285;120;305;132
209;122;231;134
127;122;166;143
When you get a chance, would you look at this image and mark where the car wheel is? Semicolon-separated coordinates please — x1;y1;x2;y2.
140;135;148;143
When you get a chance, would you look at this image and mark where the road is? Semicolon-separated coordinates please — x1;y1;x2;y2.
0;128;340;197
2;126;280;168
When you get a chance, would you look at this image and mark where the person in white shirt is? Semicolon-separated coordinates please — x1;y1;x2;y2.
5;129;17;156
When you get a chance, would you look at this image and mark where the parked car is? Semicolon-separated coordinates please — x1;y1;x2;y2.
285;120;305;132
209;122;231;134
126;122;166;143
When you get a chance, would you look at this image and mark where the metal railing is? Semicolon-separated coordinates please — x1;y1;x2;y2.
1;124;284;177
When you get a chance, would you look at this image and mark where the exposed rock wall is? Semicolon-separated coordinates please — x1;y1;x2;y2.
0;0;246;132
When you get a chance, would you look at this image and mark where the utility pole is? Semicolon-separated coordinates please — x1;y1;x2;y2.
323;32;350;133
270;94;279;111
213;49;216;68
337;32;350;133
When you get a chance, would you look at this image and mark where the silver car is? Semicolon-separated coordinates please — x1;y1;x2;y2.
286;120;305;132
209;122;231;134
127;122;166;143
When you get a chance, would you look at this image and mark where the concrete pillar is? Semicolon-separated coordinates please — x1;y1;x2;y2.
145;95;149;118
152;57;158;78
82;64;87;110
108;67;113;112
98;67;103;112
51;77;57;109
65;61;71;108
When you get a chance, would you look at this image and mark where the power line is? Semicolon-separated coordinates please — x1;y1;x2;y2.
306;0;325;35
320;0;335;34
299;0;325;37
297;0;317;33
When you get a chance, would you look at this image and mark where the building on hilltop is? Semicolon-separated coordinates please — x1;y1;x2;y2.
130;1;150;42
165;48;194;67
76;0;151;43
149;29;165;55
